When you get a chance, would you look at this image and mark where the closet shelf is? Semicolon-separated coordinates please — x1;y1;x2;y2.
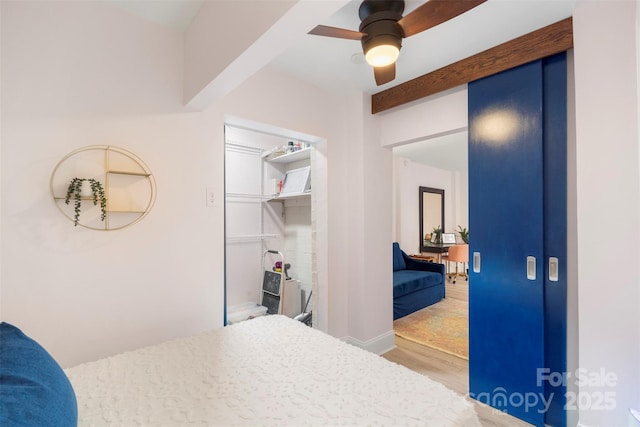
226;193;272;201
265;147;311;164
268;192;311;201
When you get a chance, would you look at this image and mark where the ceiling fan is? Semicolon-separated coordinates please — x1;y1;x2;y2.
308;0;487;86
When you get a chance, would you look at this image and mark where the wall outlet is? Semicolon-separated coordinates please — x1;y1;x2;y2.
206;188;215;207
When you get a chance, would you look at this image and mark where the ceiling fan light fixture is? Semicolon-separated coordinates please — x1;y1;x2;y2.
365;43;400;67
363;34;401;67
309;0;488;86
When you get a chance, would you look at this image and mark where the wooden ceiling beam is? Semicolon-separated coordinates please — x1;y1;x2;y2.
371;17;573;114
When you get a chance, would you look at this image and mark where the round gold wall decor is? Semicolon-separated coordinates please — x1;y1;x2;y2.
50;145;156;230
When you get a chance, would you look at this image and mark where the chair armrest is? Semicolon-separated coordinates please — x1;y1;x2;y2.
402;253;445;276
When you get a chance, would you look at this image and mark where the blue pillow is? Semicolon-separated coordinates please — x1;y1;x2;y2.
0;322;77;426
392;242;406;271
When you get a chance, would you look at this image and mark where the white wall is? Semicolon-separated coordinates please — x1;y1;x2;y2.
345;93;395;353
572;1;640;425
379;86;468;148
1;1;226;367
1;1;392;367
184;0;297;103
183;0;348;109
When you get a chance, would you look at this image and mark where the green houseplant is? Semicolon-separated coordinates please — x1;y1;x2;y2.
64;178;107;226
431;226;443;244
457;225;469;244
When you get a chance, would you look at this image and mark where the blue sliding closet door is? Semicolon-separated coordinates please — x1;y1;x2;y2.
468;54;567;427
468;60;545;425
542;53;568;427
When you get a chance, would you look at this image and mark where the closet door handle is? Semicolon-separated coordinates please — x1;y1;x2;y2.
527;256;536;280
549;257;559;282
473;252;481;273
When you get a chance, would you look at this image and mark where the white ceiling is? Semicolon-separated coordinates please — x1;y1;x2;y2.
108;0;204;30
106;0;576;171
393;130;468;171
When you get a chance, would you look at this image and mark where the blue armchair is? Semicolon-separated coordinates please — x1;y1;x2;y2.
393;242;445;320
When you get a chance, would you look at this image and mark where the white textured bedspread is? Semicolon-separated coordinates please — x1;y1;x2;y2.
66;315;480;426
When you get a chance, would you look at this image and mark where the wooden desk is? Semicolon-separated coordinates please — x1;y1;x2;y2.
419;243;455;263
409;254;437;263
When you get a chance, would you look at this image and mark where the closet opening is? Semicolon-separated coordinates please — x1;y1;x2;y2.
223;117;326;330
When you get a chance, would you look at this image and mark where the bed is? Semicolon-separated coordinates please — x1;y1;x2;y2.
1;315;480;426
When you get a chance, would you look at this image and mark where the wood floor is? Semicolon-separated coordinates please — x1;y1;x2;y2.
383;278;533;426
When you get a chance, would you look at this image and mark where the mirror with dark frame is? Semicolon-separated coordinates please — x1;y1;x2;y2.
419;186;445;252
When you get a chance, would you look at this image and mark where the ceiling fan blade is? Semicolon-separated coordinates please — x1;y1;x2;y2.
374;63;396;86
398;0;487;38
308;25;366;40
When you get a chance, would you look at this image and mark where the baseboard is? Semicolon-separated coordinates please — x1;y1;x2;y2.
343;330;396;355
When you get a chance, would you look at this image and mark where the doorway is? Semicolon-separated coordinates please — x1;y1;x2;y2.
393;131;469;254
391;130;469;359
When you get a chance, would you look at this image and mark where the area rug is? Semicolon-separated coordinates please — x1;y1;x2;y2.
393;298;469;360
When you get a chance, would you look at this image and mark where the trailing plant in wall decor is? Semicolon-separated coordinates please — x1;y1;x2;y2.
51;145;156;231
64;178;107;227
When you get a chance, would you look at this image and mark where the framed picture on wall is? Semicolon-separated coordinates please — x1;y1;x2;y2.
280;166;311;195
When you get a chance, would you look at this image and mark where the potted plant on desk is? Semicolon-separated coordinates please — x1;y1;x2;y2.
457;226;469;244
431;226;443;244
